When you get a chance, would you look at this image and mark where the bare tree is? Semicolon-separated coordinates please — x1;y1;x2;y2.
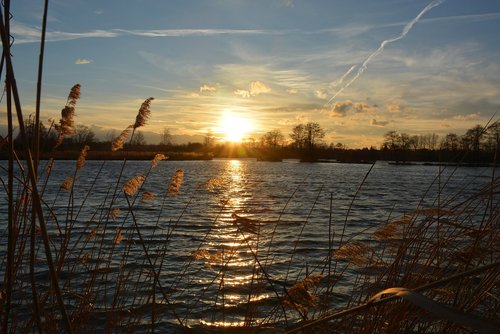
263;130;285;148
290;122;325;150
73;125;96;144
160;127;172;146
131;131;146;146
204;130;215;147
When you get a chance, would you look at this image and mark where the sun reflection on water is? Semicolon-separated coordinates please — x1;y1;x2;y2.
199;159;269;327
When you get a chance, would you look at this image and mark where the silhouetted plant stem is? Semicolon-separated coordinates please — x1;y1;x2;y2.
0;7;73;333
2;1;14;331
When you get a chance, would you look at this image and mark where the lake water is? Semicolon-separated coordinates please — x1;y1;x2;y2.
0;159;495;331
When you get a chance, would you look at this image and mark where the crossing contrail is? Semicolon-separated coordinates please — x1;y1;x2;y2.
328;0;447;106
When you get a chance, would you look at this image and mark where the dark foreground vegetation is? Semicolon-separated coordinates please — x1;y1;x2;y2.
1;2;499;333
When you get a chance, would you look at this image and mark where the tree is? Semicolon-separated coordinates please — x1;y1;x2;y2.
462;125;484;153
303;122;325;151
484;121;500;152
131;131;146;146
290;122;325;150
290;124;306;149
263;130;285;148
441;133;459;151
73;125;96;144
160;127;172;147
204;130;215;147
382;131;400;150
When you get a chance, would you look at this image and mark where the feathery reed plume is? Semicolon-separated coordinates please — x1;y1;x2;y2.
46;158;54;174
151;153;167;168
76;145;90;170
123;175;145;196
133;97;154;129
205;177;226;191
111;126;132;152
113;228;124;245
192;249;211;260
87;227;98;241
141;191;155;201
232;213;260;234
110;208;121;220
374;214;412;240
54;84;81;148
334;241;373;266
60;176;75;191
81;253;90;264
283;275;323;316
168;169;184;196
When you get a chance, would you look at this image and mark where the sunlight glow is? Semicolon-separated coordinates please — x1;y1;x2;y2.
219;111;253;142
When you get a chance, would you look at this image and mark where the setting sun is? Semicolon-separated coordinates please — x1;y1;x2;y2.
219;111;253;142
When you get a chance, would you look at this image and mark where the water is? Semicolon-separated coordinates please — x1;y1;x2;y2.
0;159;495;331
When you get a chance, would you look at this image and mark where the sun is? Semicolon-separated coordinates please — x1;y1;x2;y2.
219;111;253;142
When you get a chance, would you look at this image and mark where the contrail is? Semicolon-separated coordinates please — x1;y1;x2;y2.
328;0;447;105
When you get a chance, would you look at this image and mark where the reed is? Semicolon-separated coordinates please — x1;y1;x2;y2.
1;3;499;333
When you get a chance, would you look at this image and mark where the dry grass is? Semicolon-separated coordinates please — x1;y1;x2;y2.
1;4;498;332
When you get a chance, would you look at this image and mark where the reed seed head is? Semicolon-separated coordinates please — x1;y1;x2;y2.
123;175;145;196
113;228;124;245
283;275;322;315
133;97;154;129
60;176;75;191
110;208;121;220
67;84;81;106
111;126;132;151
76;145;90;170
141;191;155;201
151;153;167;168
168;169;184;196
334;241;373;266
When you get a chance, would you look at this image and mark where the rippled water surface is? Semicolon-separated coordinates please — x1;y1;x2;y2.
0;159;494;331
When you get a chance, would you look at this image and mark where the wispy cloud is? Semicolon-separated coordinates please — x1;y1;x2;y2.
330;100;353;117
114;28;271;37
371;119;389;127
75;58;92;65
234;89;251;98
200;84;217;93
354;102;376;113
234;81;272;98
11;21;275;44
453;113;480;120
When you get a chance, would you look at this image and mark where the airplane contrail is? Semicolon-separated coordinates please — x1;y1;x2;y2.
328;0;447;105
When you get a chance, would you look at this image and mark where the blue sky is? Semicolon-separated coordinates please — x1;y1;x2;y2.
3;0;500;147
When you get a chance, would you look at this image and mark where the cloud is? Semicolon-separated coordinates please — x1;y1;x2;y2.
371;119;389;127
386;100;405;113
354;102;376;113
250;81;271;95
287;88;299;94
200;84;216;93
11;21;271;44
315;90;329;99
114;28;269;38
234;81;271;98
234;89;251;98
330;100;353;117
281;0;295;8
453;113;480;120
75;58;91;65
94;10;104;15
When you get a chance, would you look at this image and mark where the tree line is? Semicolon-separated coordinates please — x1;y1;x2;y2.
3;116;498;164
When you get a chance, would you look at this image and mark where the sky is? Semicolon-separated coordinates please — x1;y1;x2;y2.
2;0;500;147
